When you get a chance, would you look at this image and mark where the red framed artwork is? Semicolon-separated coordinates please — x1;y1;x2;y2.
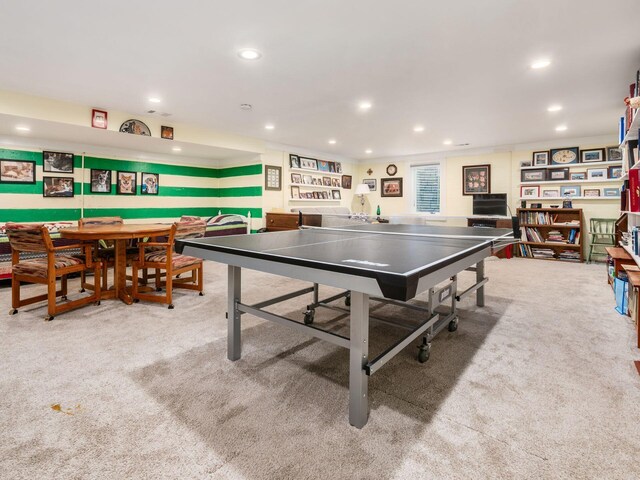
92;109;108;129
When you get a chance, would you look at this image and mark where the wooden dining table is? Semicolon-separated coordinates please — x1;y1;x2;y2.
60;224;171;304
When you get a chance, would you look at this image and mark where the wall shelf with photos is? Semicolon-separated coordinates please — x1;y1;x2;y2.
287;153;349;204
288;198;341;202
289;168;343;177
520;178;621;186
520;160;622;170
519;196;621;201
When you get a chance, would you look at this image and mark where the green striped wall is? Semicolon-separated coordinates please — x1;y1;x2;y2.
0;148;262;223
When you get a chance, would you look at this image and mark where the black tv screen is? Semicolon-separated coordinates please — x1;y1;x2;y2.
473;194;507;216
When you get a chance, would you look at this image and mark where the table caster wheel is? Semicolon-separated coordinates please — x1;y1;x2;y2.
168;304;174;310
345;293;351;307
448;317;459;332
45;315;55;322
199;292;204;296
9;308;18;315
133;299;140;303
417;340;431;363
80;288;86;293
95;301;101;306
61;295;67;301
304;309;315;325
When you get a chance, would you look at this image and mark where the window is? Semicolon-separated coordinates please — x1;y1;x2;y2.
412;163;441;214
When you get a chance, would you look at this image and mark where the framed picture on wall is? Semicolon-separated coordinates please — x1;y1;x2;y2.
607;146;622;162
560;185;581;197
532;151;549;166
264;165;282;191
341;175;352;189
548;168;569;181
43;151;74;173
332;189;341;200
608;166;622;179
580;148;605;163
520;185;540;198
91;109;108;129
363;178;377;191
291;186;300;199
521;168;546;182
0;159;36;183
161;126;174;140
289;154;300;169
141;172;159;194
90;169;112;193
300;157;318;170
381;177;403;197
116;171;137;195
43;176;74;197
462;164;490;195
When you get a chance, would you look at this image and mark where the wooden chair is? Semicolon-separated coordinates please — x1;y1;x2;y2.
131;219;205;309
587;218;616;263
6;223;102;321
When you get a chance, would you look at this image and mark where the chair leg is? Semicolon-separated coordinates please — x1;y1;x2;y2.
11;276;20;311
198;264;203;295
131;262;139;302
155;269;161;291
61;275;68;299
94;262;102;304
80;270;86;292
166;273;173;309
587;244;593;263
47;275;57;320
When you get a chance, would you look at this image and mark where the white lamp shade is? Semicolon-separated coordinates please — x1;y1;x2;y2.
354;184;370;195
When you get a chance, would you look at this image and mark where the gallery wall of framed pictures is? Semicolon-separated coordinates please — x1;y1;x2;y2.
287;153;347;202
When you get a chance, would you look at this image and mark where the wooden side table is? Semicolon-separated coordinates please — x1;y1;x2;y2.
604;246;635;288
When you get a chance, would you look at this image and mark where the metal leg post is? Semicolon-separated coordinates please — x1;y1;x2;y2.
476;259;485;307
228;266;242;361
313;283;319;304
349;291;369;428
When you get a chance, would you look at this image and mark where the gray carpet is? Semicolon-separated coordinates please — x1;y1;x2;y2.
1;258;639;479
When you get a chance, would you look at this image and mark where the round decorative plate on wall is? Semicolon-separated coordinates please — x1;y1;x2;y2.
119;119;151;136
386;164;397;176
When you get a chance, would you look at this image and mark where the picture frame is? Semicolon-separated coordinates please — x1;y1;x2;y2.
291;186;300;199
291;173;302;184
329;162;336;173
322;176;332;187
91;109;108;129
587;168;607;180
42;176;74;197
580;148;605;163
521;168;546;182
542;189;560;198
381;177;403;197
120;119;151;136
312;178;320;186
548;168;570;181
289;154;300;169
302;174;313;185
603;187;620;197
141;172;159;195
161;126;174;140
317;160;331;172
116;171;137;195
607;166;622;179
520;160;533;168
90;169;112;193
264;165;282;191
0;159;36;184
331;177;341;187
43;151;74;173
322;191;329;199
313;192;320;199
332;189;341;200
583;188;601;197
462;164;490;195
532;151;549;166
363;178;377;191
570;172;586;181
299;157;318;170
550;147;579;165
520;185;540;198
607;146;623;162
560;185;581;197
342;175;353;189
335;162;343;174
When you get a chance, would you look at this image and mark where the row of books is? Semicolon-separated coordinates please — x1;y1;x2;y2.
630;227;640;256
517;244;580;261
519;211;561;225
621;138;639;170
519;227;579;244
621;168;640;211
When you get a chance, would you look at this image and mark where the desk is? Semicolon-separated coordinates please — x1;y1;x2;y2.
61;224;171;304
604;246;634;288
265;212;321;232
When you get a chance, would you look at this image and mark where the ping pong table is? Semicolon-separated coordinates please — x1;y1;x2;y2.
177;222;513;428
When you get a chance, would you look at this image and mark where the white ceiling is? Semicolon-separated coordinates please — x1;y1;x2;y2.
1;1;639;160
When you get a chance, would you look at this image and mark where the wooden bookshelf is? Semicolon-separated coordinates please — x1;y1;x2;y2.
516;208;584;262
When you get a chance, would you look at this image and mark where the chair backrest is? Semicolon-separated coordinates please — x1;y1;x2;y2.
590;218;616;235
5;223;52;253
176;216;206;240
79;216;123;227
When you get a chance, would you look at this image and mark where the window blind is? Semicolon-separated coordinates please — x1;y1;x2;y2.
412;164;441;213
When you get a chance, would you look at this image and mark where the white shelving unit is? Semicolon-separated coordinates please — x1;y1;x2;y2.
520;196;621;201
290;168;343;177
289;198;340;202
520;178;621;186
521;161;622;170
620;111;640;147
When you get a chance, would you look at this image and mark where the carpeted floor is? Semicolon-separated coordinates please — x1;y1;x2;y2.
1;257;639;479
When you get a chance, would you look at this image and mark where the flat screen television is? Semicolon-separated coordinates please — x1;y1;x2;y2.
472;194;507;216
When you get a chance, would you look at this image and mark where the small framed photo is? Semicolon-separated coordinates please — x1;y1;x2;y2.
570;172;586;180
300;157;318;170
603;187;620;197
289;154;300;169
322;176;331;187
560;185;581;197
587;168;607;180
520;160;533;168
302;174;313;185
116;171;137;195
291;186;300;199
161;126;174;140
608;166;622;179
312;177;320;186
521;168;546;182
542;189;560;197
43;176;74;197
607;146;623;162
332;189;341;200
342;175;353;189
462;164;490;195
363;178;377;191
550;147;579;165
141;172;159;194
317;160;331;172
92;109;108;129
583;188;601;197
532;151;549;166
265;165;282;191
0;159;36;183
331;177;341;187
381;177;403;197
322;191;329;199
548;168;570;181
329;162;337;173
291;173;302;184
520;185;540;198
335;162;343;174
90;169;112;193
43;151;74;173
313;192;320;199
581;148;605;163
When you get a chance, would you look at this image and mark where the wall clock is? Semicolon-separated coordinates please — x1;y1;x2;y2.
386;164;397;176
550;147;579;165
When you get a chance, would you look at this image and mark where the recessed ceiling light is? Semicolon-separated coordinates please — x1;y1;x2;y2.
172;146;182;152
547;105;562;112
531;59;551;69
238;48;262;60
15;125;30;132
148;97;162;103
555;125;567;132
358;101;372;111
264;124;275;130
413;125;425;133
365;149;373;154
443;139;453;145
328;139;337;145
240;104;252;110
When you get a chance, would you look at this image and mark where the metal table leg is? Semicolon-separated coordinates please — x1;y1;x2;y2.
349;291;370;428
476;259;485;307
228;266;242;361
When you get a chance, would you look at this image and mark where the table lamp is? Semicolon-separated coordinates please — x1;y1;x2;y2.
354;184;370;214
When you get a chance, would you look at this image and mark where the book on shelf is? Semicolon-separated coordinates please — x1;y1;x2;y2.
629;168;640;212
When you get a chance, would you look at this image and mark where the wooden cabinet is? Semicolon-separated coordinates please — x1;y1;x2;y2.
265;212;321;232
467;217;512;228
